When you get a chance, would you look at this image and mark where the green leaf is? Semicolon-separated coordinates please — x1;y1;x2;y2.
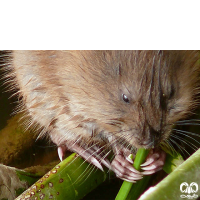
139;148;200;200
15;170;41;186
162;152;184;174
0;164;40;199
160;144;184;174
16;153;107;200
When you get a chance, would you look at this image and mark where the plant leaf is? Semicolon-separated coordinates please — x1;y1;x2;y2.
16;153;107;200
139;148;200;200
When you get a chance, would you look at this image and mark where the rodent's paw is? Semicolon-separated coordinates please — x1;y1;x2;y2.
140;148;166;175
57;144;111;172
111;154;143;183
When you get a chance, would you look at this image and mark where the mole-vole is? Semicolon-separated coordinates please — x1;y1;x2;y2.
5;50;200;182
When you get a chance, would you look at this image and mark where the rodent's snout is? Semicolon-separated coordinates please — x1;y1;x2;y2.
137;138;155;149
139;140;154;148
134;127;161;149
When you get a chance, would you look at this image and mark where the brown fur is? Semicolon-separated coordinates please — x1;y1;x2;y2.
5;50;200;153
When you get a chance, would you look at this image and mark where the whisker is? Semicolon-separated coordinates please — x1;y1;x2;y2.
175;124;200;127
176;119;200;123
56;143;101;176
72;163;95;185
161;140;178;155
175;122;200;126
170;134;198;152
169;138;190;157
78;165;99;186
58;142;112;186
173;129;200;138
57;155;98;187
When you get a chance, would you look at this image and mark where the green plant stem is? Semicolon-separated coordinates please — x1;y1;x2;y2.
115;148;149;200
16;153;108;200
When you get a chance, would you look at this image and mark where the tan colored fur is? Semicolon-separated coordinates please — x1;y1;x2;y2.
7;50;200;151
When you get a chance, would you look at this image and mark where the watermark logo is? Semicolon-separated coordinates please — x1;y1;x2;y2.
180;182;198;199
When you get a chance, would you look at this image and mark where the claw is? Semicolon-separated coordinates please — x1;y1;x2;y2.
140;158;154;167
141;153;159;167
140;148;166;175
141;164;157;171
58;146;64;161
116;175;136;183
111;153;143;182
121;179;136;183
91;157;104;171
141;160;164;171
67;143;109;171
126;154;134;164
142;166;163;175
115;155;141;174
142;170;156;175
100;158;111;169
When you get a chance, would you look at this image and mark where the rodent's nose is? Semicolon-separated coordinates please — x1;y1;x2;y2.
140;140;154;148
148;127;161;148
140;126;160;148
150;127;160;137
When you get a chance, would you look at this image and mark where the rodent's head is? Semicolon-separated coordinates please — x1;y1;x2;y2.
60;50;200;149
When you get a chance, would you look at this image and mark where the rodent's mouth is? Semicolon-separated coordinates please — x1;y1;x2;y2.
140;141;155;149
133;138;161;149
133;143;154;150
118;135;157;150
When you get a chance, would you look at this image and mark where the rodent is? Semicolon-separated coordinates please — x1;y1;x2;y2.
4;50;200;182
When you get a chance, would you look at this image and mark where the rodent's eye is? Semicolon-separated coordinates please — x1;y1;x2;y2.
122;94;130;103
